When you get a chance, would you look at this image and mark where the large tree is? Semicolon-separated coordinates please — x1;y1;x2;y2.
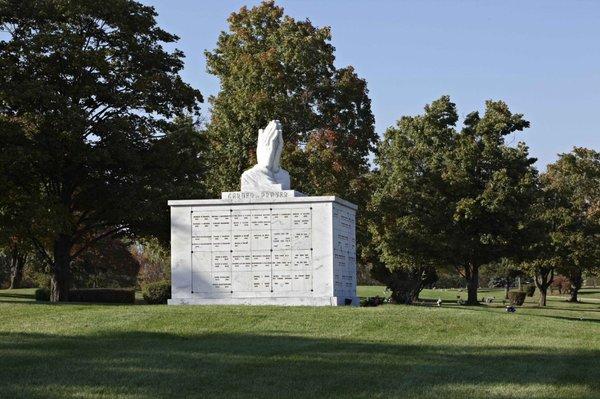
543;147;600;302
370;96;537;305
0;0;205;301
205;1;376;199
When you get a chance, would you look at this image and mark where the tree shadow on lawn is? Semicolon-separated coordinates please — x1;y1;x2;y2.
0;291;35;299
0;291;36;304
0;331;598;399
574;290;600;295
535;306;600;314
0;299;37;304
445;303;600;323
536;315;600;324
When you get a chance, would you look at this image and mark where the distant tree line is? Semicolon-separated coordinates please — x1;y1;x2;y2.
1;1;598;304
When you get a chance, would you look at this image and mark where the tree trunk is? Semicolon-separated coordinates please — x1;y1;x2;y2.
535;268;554;307
504;281;510;299
50;235;72;302
466;266;479;305
568;270;582;303
9;247;26;289
539;288;547;307
413;286;423;303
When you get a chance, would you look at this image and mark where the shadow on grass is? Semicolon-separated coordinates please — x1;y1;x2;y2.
0;299;37;304
0;331;599;399
537;306;600;314
579;290;600;295
0;290;145;306
528;314;600;324
0;291;34;299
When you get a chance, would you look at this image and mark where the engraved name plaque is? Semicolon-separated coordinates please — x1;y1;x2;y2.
190;206;313;294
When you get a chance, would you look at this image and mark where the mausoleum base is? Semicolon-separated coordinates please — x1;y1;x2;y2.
168;296;355;306
168;191;358;306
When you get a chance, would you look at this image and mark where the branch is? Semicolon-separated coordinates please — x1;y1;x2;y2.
70;226;125;260
453;264;467;279
29;235;54;270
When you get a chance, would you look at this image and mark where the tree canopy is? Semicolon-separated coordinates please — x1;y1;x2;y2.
370;96;538;304
0;0;205;301
542;147;600;302
205;1;377;199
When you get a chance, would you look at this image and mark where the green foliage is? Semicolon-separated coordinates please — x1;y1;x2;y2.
206;1;376;191
433;273;465;289
482;258;523;286
544;148;600;300
71;238;140;288
24;268;51;289
371;261;437;304
369;96;537;305
507;290;526;306
68;288;135;304
521;147;600;304
131;237;170;287
142;280;171;304
34;287;50;301
0;0;205;301
359;296;386;307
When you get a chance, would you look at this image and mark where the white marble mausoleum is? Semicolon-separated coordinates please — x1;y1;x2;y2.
168;121;358;306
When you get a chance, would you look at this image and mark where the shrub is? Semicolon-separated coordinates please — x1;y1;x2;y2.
371;263;437;304
142;280;171;304
25;269;51;289
68;288;135;304
35;287;50;301
360;296;386;307
523;284;536;297
507;291;526;306
132;238;170;287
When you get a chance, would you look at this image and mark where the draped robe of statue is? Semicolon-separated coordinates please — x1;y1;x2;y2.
241;120;291;191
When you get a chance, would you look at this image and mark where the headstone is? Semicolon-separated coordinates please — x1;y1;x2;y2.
168;120;358;306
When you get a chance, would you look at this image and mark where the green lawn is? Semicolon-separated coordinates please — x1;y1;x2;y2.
358;285;600;303
1;288;599;399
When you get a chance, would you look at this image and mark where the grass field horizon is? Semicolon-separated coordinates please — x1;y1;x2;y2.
1;287;599;398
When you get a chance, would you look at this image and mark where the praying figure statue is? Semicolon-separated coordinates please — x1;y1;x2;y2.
241;120;291;191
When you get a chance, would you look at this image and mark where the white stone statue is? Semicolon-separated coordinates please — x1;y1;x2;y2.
241;120;290;191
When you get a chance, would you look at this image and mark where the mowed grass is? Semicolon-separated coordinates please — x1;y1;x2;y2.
358;285;600;303
1;288;599;399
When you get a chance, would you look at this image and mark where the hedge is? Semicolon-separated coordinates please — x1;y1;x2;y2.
68;288;135;304
35;287;50;301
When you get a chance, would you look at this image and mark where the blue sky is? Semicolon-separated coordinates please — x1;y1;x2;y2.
142;0;599;169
